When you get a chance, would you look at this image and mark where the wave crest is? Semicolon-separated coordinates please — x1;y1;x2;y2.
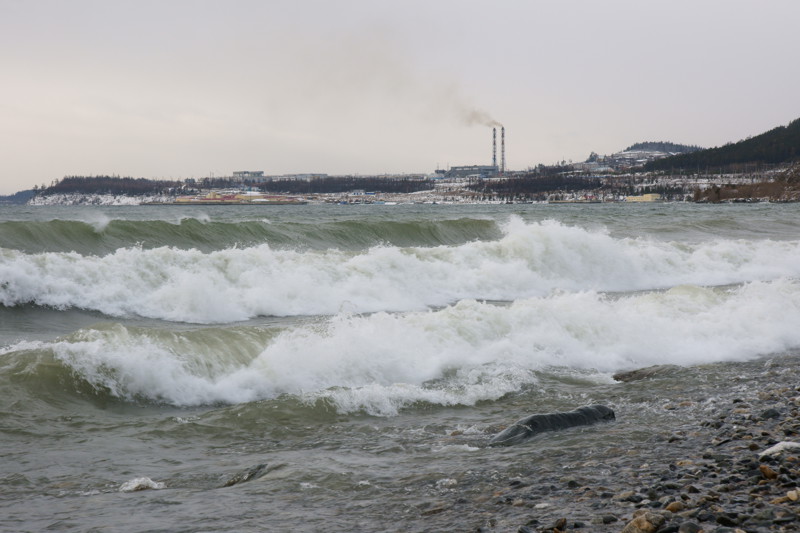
5;280;800;414
2;219;799;323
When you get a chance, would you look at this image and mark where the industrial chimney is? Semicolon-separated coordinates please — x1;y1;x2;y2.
492;128;497;169
501;126;506;174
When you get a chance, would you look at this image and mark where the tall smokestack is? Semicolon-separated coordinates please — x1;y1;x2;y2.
492;128;497;169
501;126;506;174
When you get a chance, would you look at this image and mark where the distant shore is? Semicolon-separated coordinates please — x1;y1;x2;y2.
8;161;800;206
22;190;795;207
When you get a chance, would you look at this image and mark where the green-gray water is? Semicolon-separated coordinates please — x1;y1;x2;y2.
2;203;800;531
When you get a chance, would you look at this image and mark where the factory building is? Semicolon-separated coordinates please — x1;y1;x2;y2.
445;165;499;178
232;171;266;183
442;126;507;179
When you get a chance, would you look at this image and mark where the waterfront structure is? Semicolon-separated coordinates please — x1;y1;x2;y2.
444;165;499;179
232;171;264;180
625;193;662;202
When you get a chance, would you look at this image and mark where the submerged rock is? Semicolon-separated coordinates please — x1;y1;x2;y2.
489;405;615;446
222;463;268;487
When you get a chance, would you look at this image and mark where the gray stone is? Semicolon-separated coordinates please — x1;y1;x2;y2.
716;513;738;527
612;364;680;382
677;522;702;533
489;405;615;446
620;511;665;533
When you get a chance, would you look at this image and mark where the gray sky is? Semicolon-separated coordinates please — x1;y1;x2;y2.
2;0;799;194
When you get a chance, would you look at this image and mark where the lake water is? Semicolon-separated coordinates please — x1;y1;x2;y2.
2;202;800;531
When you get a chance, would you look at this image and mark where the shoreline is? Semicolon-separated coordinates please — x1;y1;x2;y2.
460;363;800;533
22;188;799;207
19;192;779;207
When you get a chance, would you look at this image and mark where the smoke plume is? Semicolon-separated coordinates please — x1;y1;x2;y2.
462;108;503;128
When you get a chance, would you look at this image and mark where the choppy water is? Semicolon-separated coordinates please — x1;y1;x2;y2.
2;203;800;532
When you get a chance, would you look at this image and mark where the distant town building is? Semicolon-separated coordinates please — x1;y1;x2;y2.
271;174;328;181
232;171;265;180
445;165;499;179
573;161;615;173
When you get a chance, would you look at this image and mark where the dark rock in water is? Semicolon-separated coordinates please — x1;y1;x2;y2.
489;405;615;446
222;463;268;487
613;364;679;382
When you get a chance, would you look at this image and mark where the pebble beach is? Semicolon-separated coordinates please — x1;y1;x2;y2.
457;359;800;533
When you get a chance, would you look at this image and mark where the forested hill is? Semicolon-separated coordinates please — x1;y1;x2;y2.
0;189;35;205
42;176;184;195
624;142;702;153
645;118;800;171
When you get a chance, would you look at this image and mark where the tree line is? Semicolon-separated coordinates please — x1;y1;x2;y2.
467;173;602;199
41;176;185;195
254;176;433;195
645;118;800;171
36;175;436;196
624;141;702;154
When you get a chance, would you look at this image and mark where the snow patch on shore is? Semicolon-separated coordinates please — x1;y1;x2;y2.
28;193;175;206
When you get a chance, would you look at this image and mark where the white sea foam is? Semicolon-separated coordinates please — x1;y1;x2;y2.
119;477;165;492
2;218;800;323
19;278;800;414
433;446;479;455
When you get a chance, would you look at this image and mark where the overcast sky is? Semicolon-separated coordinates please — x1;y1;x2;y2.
2;0;799;194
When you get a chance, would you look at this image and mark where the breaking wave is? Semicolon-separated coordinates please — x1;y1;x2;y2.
2;218;799;323
4;279;800;414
